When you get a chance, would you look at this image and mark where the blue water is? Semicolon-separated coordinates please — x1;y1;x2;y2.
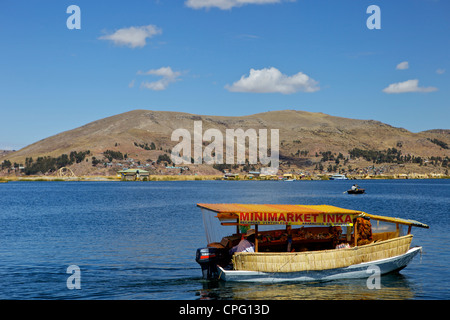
0;179;449;300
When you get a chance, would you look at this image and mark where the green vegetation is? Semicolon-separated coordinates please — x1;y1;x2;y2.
70;150;90;163
21;151;90;175
134;141;156;150
348;147;403;164
1;159;12;169
103;150;124;161
91;157;102;167
428;138;449;150
348;147;450;168
319;151;344;163
156;153;172;165
213;163;232;172
295;150;309;156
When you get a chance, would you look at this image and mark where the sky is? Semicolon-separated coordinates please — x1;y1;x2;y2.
0;0;449;150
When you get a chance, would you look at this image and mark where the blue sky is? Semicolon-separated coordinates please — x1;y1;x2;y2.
0;0;449;150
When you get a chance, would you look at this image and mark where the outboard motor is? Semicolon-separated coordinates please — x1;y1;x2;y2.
196;247;221;280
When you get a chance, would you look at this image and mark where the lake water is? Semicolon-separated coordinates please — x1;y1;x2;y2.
0;179;449;300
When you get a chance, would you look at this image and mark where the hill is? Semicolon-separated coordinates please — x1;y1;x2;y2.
1;109;449;177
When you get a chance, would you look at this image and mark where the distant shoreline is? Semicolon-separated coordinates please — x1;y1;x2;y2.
1;174;449;182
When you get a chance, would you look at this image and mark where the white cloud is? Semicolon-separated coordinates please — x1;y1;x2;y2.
436;68;445;75
226;67;319;94
185;0;292;10
396;61;409;70
138;67;182;91
382;79;438;94
99;25;162;48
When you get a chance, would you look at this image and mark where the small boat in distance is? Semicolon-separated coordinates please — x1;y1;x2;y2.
195;203;428;282
329;174;348;180
347;188;365;194
346;184;365;194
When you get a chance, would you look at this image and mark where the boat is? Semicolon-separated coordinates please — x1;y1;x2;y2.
283;174;296;181
195;203;428;282
346;188;365;194
329;174;348;180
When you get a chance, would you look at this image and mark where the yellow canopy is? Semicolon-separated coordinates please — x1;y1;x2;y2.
197;203;429;228
360;213;429;229
197;203;363;226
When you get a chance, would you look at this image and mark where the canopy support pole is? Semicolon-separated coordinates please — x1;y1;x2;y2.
347;225;352;242
255;225;259;252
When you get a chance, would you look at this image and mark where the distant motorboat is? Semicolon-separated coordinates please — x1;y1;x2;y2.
329;174;348;180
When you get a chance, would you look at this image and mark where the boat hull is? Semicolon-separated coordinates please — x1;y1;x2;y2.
217;246;421;282
329;175;348;180
347;189;365;194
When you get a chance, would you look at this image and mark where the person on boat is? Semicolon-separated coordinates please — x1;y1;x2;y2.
229;229;255;254
351;184;360;191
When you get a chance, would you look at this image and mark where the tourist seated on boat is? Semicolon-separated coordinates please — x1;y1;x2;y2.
351;184;360;191
229;229;255;254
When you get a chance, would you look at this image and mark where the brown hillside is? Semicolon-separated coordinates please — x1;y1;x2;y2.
1;109;449;176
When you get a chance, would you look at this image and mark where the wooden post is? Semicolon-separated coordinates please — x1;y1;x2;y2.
407;225;412;235
286;225;292;234
354;219;358;247
286;225;292;252
255;225;259;252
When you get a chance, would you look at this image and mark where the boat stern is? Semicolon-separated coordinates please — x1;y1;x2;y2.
196;247;231;280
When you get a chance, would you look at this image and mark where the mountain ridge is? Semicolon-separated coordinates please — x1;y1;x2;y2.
1;109;449;176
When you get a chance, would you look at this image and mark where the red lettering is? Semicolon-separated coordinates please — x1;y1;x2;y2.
304;214;311;223
327;215;335;223
311;213;319;223
278;213;286;222
286;213;294;222
336;215;344;223
345;215;352;223
294;213;304;222
240;212;251;221
255;212;263;222
268;212;277;221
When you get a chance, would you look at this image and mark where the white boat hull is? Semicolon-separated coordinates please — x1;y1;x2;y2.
217;246;421;282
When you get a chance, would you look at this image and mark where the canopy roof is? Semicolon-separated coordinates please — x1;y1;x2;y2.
197;203;363;226
197;203;362;215
118;169;149;174
197;203;429;228
360;213;429;229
